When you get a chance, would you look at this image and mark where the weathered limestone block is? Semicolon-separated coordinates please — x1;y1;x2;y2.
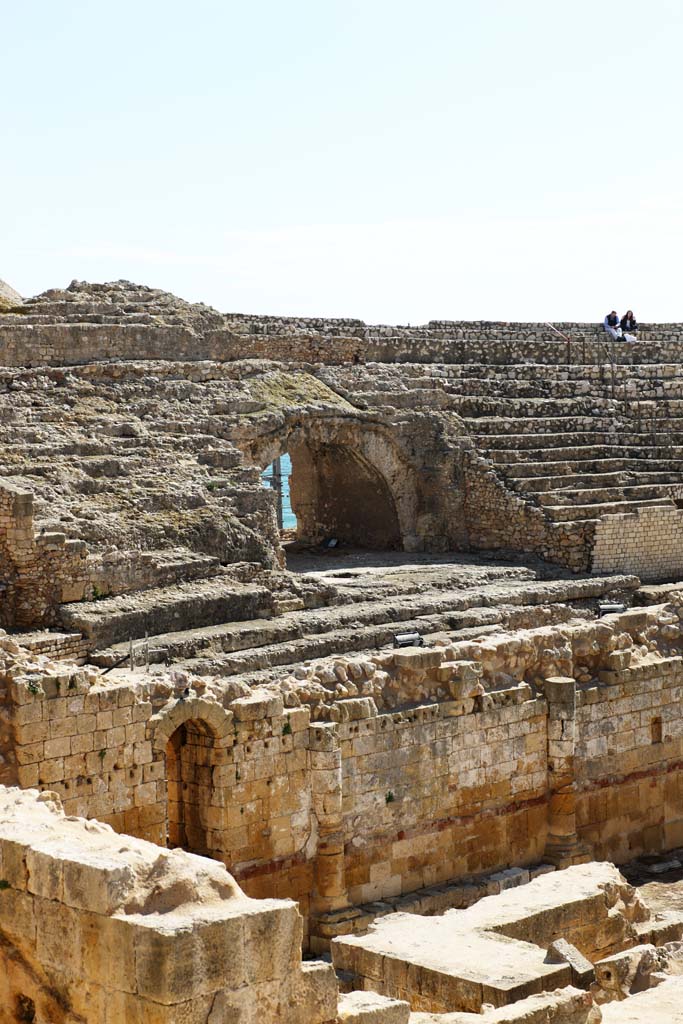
393;649;443;673
597;975;683;1022
547;938;595;987
332;697;378;722
332;864;649;1014
232;689;285;721
337;990;410;1022
0;786;338;1023
591;944;663;1004
408;986;600;1022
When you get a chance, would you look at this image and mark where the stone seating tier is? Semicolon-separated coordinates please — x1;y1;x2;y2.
4;281;683;617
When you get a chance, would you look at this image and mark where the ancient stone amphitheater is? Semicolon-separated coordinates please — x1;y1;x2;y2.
3;279;683;1022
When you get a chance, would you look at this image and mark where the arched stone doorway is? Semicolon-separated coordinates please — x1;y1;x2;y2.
149;697;234;858
166;718;216;855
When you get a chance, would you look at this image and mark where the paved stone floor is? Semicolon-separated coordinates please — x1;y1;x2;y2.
622;850;683;917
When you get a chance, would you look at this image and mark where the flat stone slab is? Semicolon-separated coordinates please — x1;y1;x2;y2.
337;916;569;1013
409;984;597;1021
333;864;641;1013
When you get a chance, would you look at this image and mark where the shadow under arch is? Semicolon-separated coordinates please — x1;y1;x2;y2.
165;717;217;855
293;439;401;548
251;417;412;550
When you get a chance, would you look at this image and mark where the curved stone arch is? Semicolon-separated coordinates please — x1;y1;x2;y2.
149;697;234;753
246;414;422;550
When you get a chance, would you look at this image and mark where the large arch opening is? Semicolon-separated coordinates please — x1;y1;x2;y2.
291;441;402;549
258;430;404;551
166;718;216;856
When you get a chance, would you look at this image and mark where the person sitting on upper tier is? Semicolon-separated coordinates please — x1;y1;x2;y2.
603;311;623;340
620;310;638;341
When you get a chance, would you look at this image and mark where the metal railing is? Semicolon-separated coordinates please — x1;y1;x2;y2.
544;322;617;398
100;634;153;675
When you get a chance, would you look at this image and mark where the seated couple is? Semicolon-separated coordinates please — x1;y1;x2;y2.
604;310;638;341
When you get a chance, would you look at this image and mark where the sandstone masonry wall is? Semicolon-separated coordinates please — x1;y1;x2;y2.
463;452;595;571
7;668;166;844
0;482;88;627
591;506;683;580
5;604;683;947
338;697;548;907
4;319;683;368
575;659;683;860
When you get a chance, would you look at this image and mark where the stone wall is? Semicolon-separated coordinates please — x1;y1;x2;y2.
5;664;166;844
338;697;548;907
2;663;552;941
0;482;88;627
5;603;683;946
152;690;318;926
15;630;90;663
463;451;594;571
5;319;683;368
591;506;683;580
575;660;683;860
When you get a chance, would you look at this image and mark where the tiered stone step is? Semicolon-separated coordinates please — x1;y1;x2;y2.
88;562;538;663
330;362;683;404
532;482;678;507
489;445;683;466
60;573;274;650
542;497;673;522
463;417;655;437
509;470;683;492
89;573;637;677
477;431;683;451
503;458;683;479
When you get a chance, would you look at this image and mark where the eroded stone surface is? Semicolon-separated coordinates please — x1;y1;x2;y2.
331;864;661;1014
0;785;338;1023
599;975;683;1021
0;277;22;311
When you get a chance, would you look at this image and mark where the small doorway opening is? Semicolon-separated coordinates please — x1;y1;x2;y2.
166;718;216;856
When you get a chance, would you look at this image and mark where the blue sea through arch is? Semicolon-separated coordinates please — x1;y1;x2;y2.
261;452;297;529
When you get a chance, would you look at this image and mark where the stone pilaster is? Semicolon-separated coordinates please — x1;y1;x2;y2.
543;676;592;867
309;723;348;916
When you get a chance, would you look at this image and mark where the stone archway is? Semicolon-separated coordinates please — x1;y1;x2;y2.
149;697;234;857
247;415;419;550
290;440;401;548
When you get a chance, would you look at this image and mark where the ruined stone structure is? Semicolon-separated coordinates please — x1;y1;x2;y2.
3;279;683;1020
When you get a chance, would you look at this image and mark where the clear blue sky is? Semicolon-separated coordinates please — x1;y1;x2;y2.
3;0;682;322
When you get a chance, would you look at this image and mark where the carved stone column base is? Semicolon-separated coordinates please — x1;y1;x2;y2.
544;837;593;869
309;906;363;954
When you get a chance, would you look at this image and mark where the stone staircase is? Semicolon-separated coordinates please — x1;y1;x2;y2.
326;359;683;545
86;566;638;683
6;291;683;643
